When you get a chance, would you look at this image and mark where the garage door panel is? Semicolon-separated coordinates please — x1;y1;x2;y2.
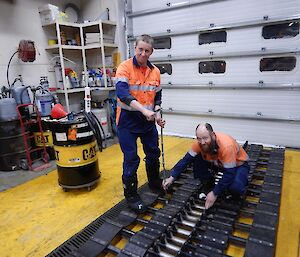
128;0;300;147
131;0;300;35
163;89;300;117
162;114;300;148
151;28;300;59
158;57;299;84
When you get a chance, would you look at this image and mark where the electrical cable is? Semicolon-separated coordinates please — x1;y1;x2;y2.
90;111;106;146
82;111;105;152
6;50;18;97
88;111;104;151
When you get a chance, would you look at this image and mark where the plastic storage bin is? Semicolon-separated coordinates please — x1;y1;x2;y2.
38;4;59;26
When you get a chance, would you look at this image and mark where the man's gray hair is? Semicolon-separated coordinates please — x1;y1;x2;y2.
135;34;154;48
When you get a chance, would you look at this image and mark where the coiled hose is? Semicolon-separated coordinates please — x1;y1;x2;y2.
82;111;105;152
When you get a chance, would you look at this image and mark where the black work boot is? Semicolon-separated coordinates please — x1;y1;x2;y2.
123;175;147;214
145;160;165;196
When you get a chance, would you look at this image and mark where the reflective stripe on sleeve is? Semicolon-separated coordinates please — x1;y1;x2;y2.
116;77;129;83
117;102;154;111
129;85;157;91
223;162;237;168
188;149;198;157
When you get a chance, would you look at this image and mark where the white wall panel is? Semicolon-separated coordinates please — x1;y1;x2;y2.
151;27;300;59
131;0;300;35
131;0;167;12
128;0;300;147
162;89;300;118
224;57;299;84
158;56;300;84
0;0;80;88
162;114;300;148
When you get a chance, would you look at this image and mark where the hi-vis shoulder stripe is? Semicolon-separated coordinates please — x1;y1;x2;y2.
115;78;161;92
129;85;157;91
116;77;129;83
130;85;161;92
117;102;154;111
223;162;237;168
188;149;198;157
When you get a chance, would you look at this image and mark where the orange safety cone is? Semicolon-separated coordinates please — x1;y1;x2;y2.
51;103;68;119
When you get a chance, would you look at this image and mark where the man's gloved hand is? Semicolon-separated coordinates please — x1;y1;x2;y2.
162;176;175;190
205;191;217;209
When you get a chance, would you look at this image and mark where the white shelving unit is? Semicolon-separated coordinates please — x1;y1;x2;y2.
43;20;118;112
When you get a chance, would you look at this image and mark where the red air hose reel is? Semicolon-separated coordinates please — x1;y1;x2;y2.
18;40;36;62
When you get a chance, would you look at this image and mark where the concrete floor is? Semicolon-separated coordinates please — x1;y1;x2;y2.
0;136;299;257
0;137;118;192
0;162;56;192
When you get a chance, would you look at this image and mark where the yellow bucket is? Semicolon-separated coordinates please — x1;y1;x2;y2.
48;39;57;45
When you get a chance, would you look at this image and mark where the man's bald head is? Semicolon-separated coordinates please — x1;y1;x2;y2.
195;123;216;153
196;123;213;134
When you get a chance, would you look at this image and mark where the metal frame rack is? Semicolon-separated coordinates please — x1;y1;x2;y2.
43;20;118;112
16;103;50;171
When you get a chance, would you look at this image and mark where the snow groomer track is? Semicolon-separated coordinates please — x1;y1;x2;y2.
47;144;284;257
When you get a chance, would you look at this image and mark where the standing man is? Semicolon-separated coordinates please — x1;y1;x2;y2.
116;34;165;213
163;123;249;209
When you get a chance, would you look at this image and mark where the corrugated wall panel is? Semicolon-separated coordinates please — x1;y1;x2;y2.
151;28;300;59
163;89;300;118
162;114;300;147
131;0;300;35
159;56;300;84
127;0;300;147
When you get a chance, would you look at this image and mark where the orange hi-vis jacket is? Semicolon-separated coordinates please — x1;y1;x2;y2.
116;57;161;128
189;132;249;169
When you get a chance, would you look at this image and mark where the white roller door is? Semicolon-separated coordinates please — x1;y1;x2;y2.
125;0;300;148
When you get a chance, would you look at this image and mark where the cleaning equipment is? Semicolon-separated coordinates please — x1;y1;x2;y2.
10;75;31;105
35;89;52;117
54;62;63;89
35;78;53;117
50;57;77;90
51;104;68;119
50;114;100;191
84;86;91;113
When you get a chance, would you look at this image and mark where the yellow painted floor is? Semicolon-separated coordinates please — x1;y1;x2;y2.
0;136;299;257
